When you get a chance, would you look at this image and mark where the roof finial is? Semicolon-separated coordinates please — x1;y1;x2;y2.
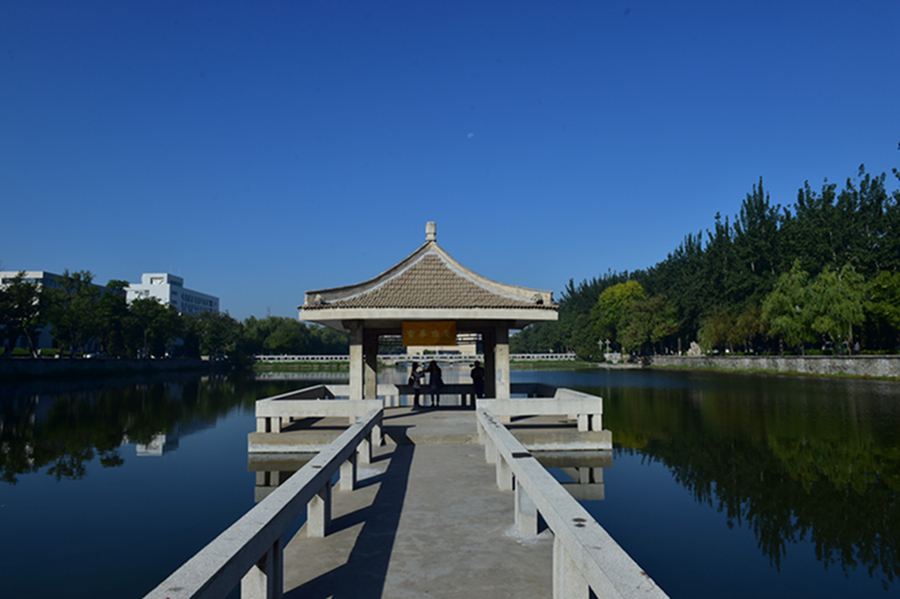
426;221;437;242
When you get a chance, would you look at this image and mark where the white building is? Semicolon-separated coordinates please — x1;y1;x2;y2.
126;273;219;316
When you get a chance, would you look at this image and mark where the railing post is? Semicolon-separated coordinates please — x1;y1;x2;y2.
577;414;589;432
484;438;498;464
496;456;513;491
372;422;382;447
308;480;332;538
340;451;357;491
339;451;356;491
359;437;372;464
515;482;539;536
240;537;284;599
553;534;590;599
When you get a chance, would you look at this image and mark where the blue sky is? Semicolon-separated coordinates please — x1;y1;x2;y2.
2;1;898;320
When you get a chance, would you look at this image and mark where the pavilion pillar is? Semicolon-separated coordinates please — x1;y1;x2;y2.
483;328;497;398
348;323;364;399
363;329;378;400
494;325;510;399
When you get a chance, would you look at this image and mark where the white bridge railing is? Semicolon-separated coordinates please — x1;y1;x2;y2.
253;353;576;364
143;407;383;599
477;404;669;599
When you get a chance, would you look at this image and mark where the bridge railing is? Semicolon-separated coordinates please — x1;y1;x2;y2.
476;406;669;599
255;385;382;441
143;407;383;599
252;353;577;364
480;390;602;431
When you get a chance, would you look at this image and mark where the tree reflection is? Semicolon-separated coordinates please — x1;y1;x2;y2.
594;377;900;588
0;374;296;484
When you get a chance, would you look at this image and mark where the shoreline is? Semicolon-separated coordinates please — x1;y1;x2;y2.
0;357;216;382
647;354;900;380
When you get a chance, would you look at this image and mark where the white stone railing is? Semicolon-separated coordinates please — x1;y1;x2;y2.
254;354;350;362
476;407;669;599
143;408;383;599
479;389;603;431
510;353;577;361
255;385;382;443
253;353;576;364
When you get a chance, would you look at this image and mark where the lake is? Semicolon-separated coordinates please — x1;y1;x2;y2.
1;367;897;598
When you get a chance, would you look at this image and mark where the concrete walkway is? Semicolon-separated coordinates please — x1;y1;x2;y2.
282;408;553;598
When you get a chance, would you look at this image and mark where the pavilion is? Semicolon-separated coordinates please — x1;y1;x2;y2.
298;222;558;399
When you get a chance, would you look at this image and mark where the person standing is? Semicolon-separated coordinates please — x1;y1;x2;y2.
408;362;423;407
470;360;485;405
426;360;443;407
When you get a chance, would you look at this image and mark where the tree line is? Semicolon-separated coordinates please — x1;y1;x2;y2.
512;165;900;358
0;270;348;361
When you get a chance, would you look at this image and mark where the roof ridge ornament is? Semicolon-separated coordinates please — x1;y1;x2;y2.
426;221;437;242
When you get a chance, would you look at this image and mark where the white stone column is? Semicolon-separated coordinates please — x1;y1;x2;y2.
516;483;539;536
495;325;510;399
308;480;332;538
496;456;513;491
348;323;364;399
240;537;283;599
340;452;357;491
364;329;378;400
553;534;590;599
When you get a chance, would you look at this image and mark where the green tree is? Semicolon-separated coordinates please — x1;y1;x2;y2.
762;260;813;354
869;271;900;350
697;309;735;353
869;271;900;329
263;318;310;354
589;281;647;351
618;295;679;354
0;272;52;357
127;298;182;358
808;264;867;351
308;323;350;354
732;304;766;352
46;270;101;357
193;311;241;357
729;179;784;303
96;280;130;357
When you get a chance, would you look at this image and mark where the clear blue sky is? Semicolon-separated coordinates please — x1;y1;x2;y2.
2;1;898;320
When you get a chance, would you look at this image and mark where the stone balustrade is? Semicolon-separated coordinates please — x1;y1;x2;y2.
252;353;576;364
479;390;603;432
143;408;383;599
476;407;669;599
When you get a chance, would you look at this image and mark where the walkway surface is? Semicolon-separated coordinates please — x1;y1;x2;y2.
281;407;554;598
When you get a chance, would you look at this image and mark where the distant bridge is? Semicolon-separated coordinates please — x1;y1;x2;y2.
254;353;577;365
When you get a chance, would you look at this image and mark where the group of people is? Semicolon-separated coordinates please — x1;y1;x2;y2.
407;359;485;408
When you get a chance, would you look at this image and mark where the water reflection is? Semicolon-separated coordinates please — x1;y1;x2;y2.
0;373;299;484
249;453;316;502
564;371;900;589
537;450;611;501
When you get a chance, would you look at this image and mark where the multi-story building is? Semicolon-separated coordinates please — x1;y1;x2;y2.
125;273;219;316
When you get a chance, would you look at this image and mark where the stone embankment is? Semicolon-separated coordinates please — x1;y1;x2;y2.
649;354;900;378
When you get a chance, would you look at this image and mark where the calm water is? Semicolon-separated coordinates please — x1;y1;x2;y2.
1;368;898;598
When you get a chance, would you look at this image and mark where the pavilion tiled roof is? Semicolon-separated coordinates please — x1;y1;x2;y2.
303;252;550;310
